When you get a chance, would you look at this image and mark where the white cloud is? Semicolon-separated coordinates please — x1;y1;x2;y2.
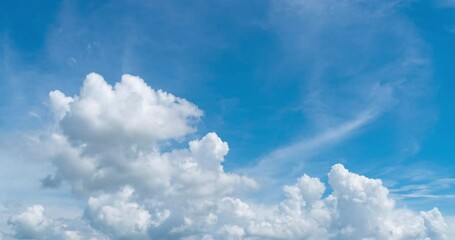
8;205;51;239
39;73;255;197
327;164;442;239
85;186;158;239
7;205;93;240
244;164;448;240
4;73;448;239
445;216;455;239
49;90;74;122
51;73;202;149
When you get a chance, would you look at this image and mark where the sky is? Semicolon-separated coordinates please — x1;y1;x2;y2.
0;0;454;239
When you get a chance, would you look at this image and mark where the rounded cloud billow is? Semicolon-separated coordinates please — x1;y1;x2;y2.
50;73;203;148
6;74;448;239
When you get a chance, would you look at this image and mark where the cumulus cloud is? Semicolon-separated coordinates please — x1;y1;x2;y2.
4;73;448;239
85;186;162;239
243;164;448;240
327;164;446;239
8;205;51;239
51;73;202;147
7;205;91;240
40;73;254;197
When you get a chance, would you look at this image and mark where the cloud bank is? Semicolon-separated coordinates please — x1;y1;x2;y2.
3;74;448;239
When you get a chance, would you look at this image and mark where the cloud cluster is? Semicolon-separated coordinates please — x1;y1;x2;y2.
42;73;254;197
4;73;448;239
7;205;88;240
85;186;165;239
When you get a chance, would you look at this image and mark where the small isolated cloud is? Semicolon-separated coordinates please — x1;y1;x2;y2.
4;73;448;239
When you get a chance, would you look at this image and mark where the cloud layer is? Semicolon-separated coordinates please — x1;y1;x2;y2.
3;74;448;239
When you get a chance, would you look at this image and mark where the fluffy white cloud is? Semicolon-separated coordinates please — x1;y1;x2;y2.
50;73;202;148
5;73;448;239
7;205;90;240
85;186;163;239
327;164;448;239
8;205;51;239
243;164;449;240
41;73;254;196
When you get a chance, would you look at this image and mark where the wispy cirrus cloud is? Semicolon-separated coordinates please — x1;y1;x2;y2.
391;178;455;200
242;0;436;185
245;109;378;179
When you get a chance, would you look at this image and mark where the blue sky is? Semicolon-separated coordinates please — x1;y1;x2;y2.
0;0;454;239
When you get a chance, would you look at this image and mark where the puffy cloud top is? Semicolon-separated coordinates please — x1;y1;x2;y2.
50;73;202;148
8;205;50;239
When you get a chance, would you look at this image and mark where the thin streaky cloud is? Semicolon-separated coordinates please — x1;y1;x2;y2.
395;194;455;199
245;108;378;178
390;178;455;200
